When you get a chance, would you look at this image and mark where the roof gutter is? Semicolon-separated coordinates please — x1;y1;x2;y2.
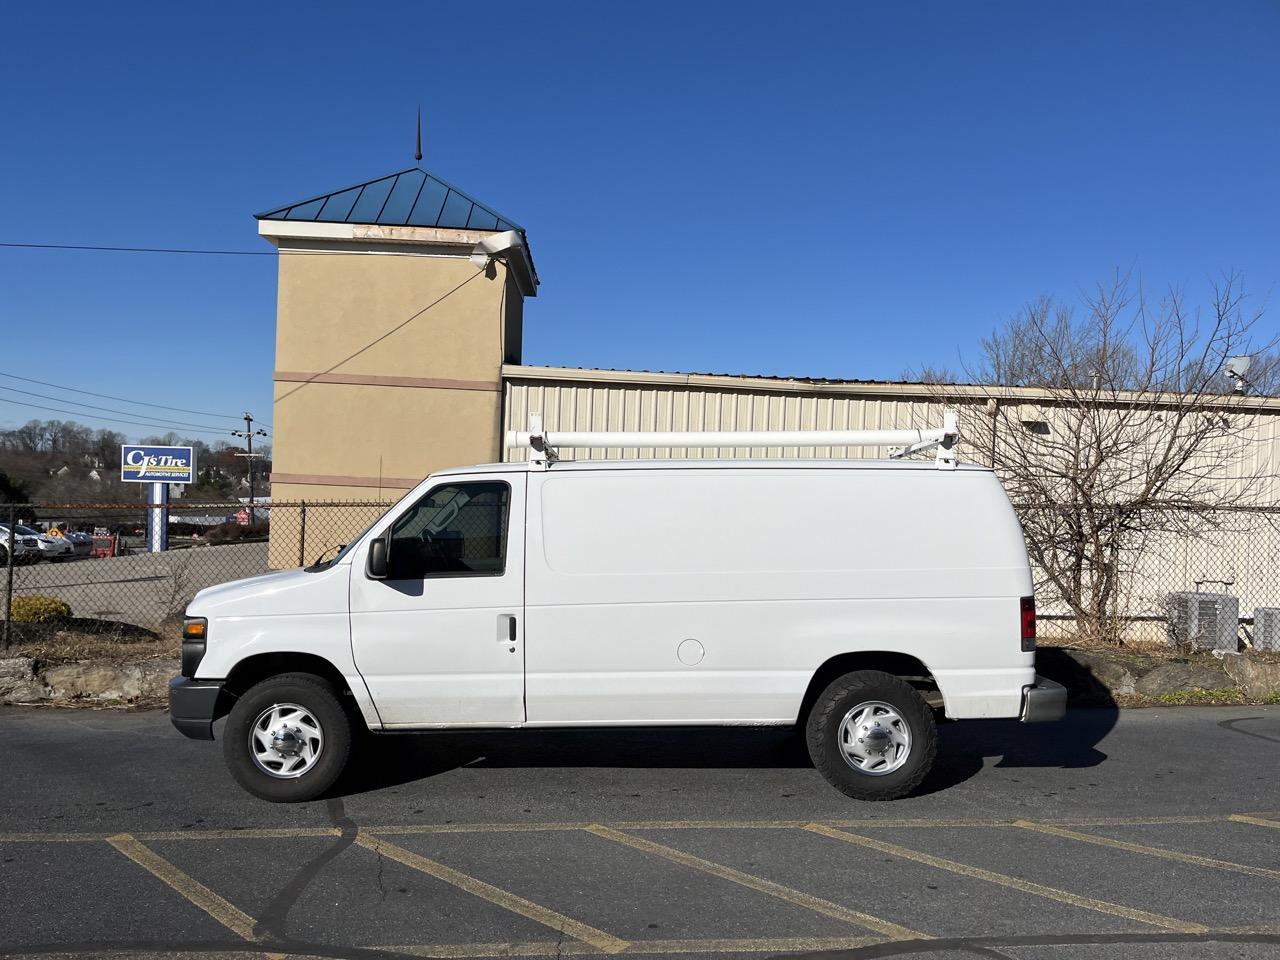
470;230;538;298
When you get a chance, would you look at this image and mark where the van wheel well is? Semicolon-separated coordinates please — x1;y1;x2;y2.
223;653;361;723
225;652;351;697
796;652;936;727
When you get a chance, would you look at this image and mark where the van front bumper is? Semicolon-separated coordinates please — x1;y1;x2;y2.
1020;676;1067;722
169;677;229;740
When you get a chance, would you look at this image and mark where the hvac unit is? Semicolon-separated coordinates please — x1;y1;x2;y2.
1165;592;1239;651
1252;607;1280;653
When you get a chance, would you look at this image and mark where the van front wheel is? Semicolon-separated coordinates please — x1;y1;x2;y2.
222;673;352;802
806;670;936;801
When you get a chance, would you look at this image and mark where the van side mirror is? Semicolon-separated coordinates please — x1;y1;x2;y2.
366;536;390;580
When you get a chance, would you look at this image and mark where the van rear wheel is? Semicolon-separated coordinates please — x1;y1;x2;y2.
222;673;352;803
806;670;936;801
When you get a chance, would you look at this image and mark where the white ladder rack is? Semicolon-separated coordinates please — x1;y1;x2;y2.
506;410;960;469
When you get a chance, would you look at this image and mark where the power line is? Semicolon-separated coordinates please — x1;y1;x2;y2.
275;268;485;403
1;242;486;423
0;241;273;256
0;241;482;261
0;383;233;433
231;413;269;510
0;371;244;422
0;395;240;437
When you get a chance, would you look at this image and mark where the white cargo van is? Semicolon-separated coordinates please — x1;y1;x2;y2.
170;422;1065;802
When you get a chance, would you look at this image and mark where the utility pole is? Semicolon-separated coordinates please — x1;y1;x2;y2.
231;413;268;523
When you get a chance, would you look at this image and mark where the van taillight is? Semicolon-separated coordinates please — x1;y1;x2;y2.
1020;596;1036;652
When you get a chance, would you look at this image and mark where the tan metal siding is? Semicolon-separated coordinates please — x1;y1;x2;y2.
502;377;951;462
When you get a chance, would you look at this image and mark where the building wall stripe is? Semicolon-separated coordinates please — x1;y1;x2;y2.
273;371;499;392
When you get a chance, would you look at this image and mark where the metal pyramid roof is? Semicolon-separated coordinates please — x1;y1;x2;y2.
256;167;524;232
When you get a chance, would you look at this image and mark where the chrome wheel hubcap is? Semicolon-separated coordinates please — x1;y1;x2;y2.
838;700;911;776
249;703;323;779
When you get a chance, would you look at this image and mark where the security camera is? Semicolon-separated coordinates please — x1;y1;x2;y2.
1224;355;1252;394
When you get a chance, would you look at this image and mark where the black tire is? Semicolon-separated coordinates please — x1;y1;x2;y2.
805;670;936;801
222;673;352;803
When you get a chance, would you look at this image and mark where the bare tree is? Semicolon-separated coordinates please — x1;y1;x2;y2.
930;273;1277;642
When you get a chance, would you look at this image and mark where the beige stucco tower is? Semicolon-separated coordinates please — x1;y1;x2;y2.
256;166;536;563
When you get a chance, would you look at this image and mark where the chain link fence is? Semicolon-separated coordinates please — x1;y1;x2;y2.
1;500;391;642
5;497;1280;647
1012;504;1280;646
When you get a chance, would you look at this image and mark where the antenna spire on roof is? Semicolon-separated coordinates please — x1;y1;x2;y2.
414;107;423;163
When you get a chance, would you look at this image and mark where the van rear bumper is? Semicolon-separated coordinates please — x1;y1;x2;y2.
169;677;229;740
1020;676;1067;722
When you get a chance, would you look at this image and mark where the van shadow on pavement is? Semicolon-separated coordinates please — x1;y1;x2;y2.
334;705;1117;799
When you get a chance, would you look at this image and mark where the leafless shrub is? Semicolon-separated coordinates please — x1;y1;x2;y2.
924;273;1278;643
162;552;198;621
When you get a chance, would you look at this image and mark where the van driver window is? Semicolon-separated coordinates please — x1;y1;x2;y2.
387;481;510;579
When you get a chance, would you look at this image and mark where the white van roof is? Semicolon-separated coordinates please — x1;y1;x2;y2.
433;458;992;478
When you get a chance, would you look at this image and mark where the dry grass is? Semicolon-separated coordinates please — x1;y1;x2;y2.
1039;619;1280;664
1;619;178;664
1116;689;1280;707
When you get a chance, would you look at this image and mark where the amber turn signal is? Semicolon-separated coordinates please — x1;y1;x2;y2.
182;617;207;641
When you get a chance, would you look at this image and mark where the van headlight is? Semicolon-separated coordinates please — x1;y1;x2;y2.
181;617;208;678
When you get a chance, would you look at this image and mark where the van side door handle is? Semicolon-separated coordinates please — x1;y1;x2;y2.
497;614;517;649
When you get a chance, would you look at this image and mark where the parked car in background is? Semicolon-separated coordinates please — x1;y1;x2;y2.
10;525;74;562
0;525;42;565
56;530;93;557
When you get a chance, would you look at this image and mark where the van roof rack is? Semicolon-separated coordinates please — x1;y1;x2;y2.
506;410;960;469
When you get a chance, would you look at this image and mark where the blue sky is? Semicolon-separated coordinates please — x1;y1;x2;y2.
2;1;1278;443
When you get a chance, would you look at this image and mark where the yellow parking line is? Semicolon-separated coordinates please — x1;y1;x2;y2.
0;831;114;842
1045;815;1226;826
368;822;592;836
1215;922;1280;935
138;827;342;841
607;819;814;830
384;937;884;958
105;833;259;941
584;825;923;941
1015;820;1280;880
355;833;629;954
620;935;884;954
803;823;1207;933
0;814;1260;844
385;944;602;958
1229;814;1280;829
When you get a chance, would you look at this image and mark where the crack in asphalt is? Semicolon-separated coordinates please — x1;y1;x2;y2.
374;835;389;903
0;939;415;960
1218;716;1280;744
3;931;1280;960
784;930;1280;959
251;797;358;941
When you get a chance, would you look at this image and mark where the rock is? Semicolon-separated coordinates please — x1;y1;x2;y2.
137;659;180;699
0;656;36;682
1221;653;1280;700
2;656;178;705
0;656;50;703
1134;662;1228;696
1037;648;1141;701
3;680;51;703
0;656;48;702
43;661;143;701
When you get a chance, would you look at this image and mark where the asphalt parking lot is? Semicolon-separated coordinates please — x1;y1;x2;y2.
1;705;1278;960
